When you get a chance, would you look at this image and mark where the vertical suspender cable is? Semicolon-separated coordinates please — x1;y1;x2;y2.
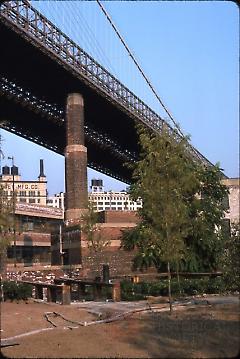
96;0;185;138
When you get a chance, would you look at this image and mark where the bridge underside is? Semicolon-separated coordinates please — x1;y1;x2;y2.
0;21;139;183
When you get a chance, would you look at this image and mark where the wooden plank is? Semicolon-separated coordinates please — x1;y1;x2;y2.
1;339;19;347
55;278;113;287
20;281;63;288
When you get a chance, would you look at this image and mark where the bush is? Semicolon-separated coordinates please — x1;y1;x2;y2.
2;281;32;301
120;281;146;301
207;277;226;294
221;223;240;292
120;276;228;301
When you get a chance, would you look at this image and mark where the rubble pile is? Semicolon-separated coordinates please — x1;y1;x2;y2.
5;267;83;283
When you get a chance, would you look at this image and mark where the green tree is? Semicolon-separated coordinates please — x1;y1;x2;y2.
221;222;240;291
0;186;14;274
81;203;110;275
182;163;229;272
122;125;198;312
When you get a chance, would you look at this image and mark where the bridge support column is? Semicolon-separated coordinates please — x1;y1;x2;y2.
65;93;88;224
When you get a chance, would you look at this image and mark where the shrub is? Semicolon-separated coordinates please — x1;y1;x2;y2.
207;277;226;294
2;281;32;301
120;280;146;301
120;276;228;301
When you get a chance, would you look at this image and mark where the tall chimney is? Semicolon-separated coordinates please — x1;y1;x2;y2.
38;159;46;179
65;93;88;223
11;165;19;176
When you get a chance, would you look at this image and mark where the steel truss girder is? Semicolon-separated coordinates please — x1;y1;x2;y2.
1;121;131;184
0;76;136;181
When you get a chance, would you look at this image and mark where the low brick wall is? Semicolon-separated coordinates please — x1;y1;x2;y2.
12;232;51;247
49;215;156;278
81;247;137;278
98;210;140;224
80;221;156;277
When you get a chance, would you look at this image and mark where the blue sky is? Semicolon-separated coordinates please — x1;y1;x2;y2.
1;1;239;195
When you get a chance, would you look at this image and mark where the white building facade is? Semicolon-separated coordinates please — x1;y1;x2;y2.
47;179;142;212
0;160;47;206
222;178;240;224
46;192;65;210
46;178;240;222
89;190;142;211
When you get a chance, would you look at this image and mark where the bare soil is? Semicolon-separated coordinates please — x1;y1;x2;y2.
1;299;239;358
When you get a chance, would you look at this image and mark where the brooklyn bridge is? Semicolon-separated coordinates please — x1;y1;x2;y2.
0;1;212;181
0;0;224;261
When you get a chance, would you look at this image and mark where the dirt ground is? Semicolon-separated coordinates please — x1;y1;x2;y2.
1;298;239;358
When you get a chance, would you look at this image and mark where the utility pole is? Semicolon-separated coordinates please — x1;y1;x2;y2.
8;156;16;268
0;133;5;171
59;224;65;266
109;190;112;211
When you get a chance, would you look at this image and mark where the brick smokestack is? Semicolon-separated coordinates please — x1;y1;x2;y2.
65;93;88;223
39;159;45;177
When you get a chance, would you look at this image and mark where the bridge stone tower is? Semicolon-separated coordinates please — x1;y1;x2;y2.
65;92;88;223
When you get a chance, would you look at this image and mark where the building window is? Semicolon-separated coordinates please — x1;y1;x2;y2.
29;191;35;197
19;198;26;203
29;199;35;203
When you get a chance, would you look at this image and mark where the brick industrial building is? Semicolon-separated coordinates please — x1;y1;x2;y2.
0;154;239;274
1;161;239;274
0;158;142;272
5;202;62;268
51;210;140;277
0;160;47;205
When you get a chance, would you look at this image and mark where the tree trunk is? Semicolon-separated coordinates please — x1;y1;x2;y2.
176;262;182;296
0;249;8;302
167;261;173;314
0;275;4;302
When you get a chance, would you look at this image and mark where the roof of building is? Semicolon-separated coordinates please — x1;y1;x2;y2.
15;203;63;219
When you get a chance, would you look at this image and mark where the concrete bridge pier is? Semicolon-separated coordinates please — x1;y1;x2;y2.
65;93;88;224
